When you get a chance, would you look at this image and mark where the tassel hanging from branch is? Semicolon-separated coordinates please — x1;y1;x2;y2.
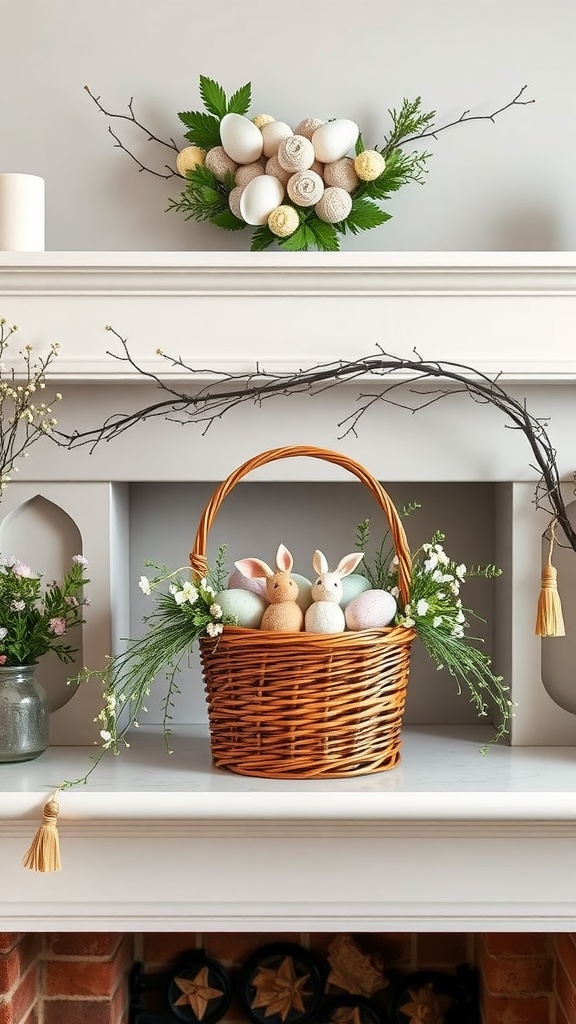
22;791;62;872
535;520;565;638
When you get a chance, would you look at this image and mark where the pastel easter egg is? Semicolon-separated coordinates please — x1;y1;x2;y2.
311;119;359;164
239;174;285;225
227;569;269;602
214;589;266;629
339;573;371;610
261;121;293;158
290;573;313;612
345;589;398;631
220;113;264;164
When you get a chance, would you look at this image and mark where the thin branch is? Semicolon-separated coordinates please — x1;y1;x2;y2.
84;86;179;179
400;84;535;147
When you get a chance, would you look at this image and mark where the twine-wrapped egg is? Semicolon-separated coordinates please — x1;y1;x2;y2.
310;160;324;177
295;117;324;141
323;157;359;192
261;121;293;158
315;186;352;223
228;186;245;221
176;145;206;177
252;114;275;129
277;135;315;172
265;156;292;187
268;204;299;238
354;149;386;181
205;146;237;182
235;162;265;188
287;169;324;207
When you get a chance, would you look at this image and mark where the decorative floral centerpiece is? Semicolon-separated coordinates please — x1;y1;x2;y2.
86;77;533;252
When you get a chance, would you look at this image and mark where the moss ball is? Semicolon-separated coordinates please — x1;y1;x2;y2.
323;157;359;192
277;135;315;172
295;117;324;141
354;149;386;181
205;146;237;182
260;121;293;158
252;114;275;129
175;145;206;177
287;169;324;207
265;156;292;187
228;186;245;221
235;162;265;187
268;205;299;237
315;186;352;223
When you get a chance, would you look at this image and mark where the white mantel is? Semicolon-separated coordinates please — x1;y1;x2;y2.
1;252;576;933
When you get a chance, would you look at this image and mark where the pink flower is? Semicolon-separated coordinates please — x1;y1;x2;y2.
72;555;88;566
0;655;6;665
12;560;34;578
49;617;67;636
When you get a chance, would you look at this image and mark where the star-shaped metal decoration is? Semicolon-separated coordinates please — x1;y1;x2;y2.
172;967;224;1021
399;982;452;1024
330;1005;364;1024
250;955;312;1022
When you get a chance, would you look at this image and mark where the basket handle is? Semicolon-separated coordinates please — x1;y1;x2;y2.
190;445;412;604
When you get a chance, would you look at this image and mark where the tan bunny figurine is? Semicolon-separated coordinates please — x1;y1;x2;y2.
234;543;304;632
305;549;364;633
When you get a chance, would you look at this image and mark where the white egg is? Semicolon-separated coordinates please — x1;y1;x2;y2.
239;175;285;226
345;589;398;631
260;121;293;158
220;113;264;164
227;569;269;602
339;574;371;609
311;119;359;164
290;573;313;613
214;589;266;629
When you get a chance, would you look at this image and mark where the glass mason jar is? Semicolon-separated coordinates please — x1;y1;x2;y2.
0;664;48;763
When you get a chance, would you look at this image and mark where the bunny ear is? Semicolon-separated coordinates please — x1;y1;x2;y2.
276;543;294;573
336;552;365;578
312;550;329;575
234;557;274;580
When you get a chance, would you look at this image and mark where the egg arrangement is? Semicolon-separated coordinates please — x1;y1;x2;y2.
222;543;398;634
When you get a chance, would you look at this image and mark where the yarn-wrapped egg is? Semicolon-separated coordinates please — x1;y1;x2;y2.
227;569;268;601
312;119;359;163
265;156;292;187
354;150;386;181
277;135;315;172
235;162;265;188
205;146;237;182
315;186;352;223
310;160;324;177
268;205;299;238
228;186;245;221
287;169;324;207
214;589;267;629
239;174;285;225
260;121;293;158
323;157;359;193
295;117;324;141
345;589;398;630
220;112;264;164
339;574;371;610
176;145;206;177
252;114;275;129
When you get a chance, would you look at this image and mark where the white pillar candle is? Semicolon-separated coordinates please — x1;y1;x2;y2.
0;173;45;251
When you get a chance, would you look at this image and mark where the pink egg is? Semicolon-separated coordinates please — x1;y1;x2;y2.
345;589;397;630
227;569;269;601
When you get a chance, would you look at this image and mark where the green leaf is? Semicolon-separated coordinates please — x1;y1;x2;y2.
178;110;221;149
227;82;251;116
355;133;365;156
279;224;315;251
356;146;431;201
339;198;391;235
307;217;340;252
211;209;246;231
250;226;276;251
199;76;228;118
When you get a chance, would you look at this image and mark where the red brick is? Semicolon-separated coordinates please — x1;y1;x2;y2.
556;935;576;985
481;995;551;1024
556;957;576;1022
483;955;553;996
483;934;551;957
43;1001;114;1024
0;967;37;1024
0;940;19;958
417;933;468;966
46;934;124;959
555;997;571;1024
141;934;198;965
0;950;20;997
110;977;130;1024
45;959;117;998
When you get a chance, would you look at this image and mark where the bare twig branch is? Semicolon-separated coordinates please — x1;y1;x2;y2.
84;86;179;179
401;84;535;147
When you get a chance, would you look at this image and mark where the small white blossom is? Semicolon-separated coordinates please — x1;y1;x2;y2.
100;729;112;743
401;616;415;628
433;616;443;628
390;586;399;599
456;610;465;623
209;603;222;619
0;627;6;640
138;575;152;595
424;554;438;572
432;569;443;583
456;563;466;580
436;550;450;566
72;554;88;566
174;581;198;605
416;599;429;616
450;581;460;595
206;621;223;637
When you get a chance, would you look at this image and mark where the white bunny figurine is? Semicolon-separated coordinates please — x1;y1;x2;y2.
234;543;304;632
304;549;364;634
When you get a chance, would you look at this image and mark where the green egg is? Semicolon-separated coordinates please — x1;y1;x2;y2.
290;573;313;612
339;573;371;609
214;589;266;629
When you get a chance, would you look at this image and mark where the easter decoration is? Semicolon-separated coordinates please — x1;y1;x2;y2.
235;543;304;633
85;78;534;251
304;550;365;634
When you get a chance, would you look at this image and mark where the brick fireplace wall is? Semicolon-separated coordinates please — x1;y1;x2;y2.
1;932;574;1024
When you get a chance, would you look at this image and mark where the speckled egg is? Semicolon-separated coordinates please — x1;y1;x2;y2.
291;573;313;613
345;589;398;630
227;569;268;601
339;574;371;610
214;588;266;629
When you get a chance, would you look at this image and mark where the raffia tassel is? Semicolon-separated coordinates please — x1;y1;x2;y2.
22;794;62;872
535;522;565;638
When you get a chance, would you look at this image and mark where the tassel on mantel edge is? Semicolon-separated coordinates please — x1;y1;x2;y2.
22;788;62;872
535;520;566;638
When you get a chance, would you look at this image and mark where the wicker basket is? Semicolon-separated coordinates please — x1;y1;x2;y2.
190;445;416;779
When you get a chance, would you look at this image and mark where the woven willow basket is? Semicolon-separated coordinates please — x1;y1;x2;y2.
190;445;416;779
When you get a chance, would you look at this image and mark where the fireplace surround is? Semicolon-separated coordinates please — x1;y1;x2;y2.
1;252;576;937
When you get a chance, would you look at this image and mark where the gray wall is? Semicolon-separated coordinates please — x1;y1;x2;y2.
1;0;574;251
